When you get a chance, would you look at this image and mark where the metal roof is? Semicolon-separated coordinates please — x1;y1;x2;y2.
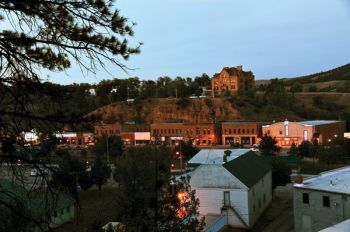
188;149;271;188
298;120;342;126
188;149;251;165
319;219;350;232
294;166;350;194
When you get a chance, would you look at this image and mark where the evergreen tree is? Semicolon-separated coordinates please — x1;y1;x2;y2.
91;155;111;191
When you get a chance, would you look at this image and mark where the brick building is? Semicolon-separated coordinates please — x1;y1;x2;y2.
150;123;221;146
94;123;149;136
262;120;346;147
211;66;255;97
221;122;263;146
94;123;150;145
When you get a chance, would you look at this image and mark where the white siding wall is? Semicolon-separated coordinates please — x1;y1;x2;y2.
248;171;273;227
194;187;249;226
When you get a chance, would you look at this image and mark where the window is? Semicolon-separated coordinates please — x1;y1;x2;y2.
224;191;230;206
238;129;241;134
202;140;206;144
279;130;283;135
229;129;232;134
224;129;227;134
247;129;250;134
203;129;206;134
323;196;330;207
252;129;255;134
302;193;309;204
303;130;308;141
234;129;236;134
242;129;245;134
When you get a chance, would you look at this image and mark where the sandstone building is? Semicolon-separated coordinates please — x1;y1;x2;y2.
211;66;255;97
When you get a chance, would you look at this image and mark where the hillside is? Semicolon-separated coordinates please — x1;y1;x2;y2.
90;98;242;123
256;63;350;92
89;92;350;124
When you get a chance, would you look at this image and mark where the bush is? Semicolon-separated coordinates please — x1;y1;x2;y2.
176;98;191;109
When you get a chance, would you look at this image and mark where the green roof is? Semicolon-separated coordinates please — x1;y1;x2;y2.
223;151;271;188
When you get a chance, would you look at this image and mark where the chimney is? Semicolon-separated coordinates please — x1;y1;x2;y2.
294;175;303;184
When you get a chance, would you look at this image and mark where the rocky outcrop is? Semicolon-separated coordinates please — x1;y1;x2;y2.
89;98;242;123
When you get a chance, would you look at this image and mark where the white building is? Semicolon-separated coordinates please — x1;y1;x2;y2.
293;166;350;232
188;149;272;230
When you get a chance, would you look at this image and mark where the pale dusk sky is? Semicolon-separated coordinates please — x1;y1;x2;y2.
47;0;350;84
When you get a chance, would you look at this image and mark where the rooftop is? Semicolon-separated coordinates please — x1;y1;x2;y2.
188;149;251;165
298;120;342;126
319;219;350;232
189;149;271;188
294;166;350;194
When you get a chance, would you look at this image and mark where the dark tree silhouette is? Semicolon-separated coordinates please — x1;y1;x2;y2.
0;1;139;230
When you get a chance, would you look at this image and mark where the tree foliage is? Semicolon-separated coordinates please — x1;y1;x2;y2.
92;134;124;158
113;146;204;231
271;158;291;189
259;134;280;156
90;155;111;190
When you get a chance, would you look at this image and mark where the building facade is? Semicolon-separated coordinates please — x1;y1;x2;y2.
94;123;150;145
150;123;221;146
294;167;350;232
221;122;263;146
262;120;346;147
211;66;255;97
189;149;272;230
94;123;150;136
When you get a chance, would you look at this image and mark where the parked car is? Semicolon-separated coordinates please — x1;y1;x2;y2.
30;168;49;176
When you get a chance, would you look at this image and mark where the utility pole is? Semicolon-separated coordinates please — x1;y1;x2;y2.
106;135;109;164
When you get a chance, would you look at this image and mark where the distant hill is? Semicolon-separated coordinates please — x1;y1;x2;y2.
283;63;350;85
256;63;350;92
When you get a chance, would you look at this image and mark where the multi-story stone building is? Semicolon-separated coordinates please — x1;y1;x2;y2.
221;121;263;146
211;66;255;97
294;167;350;232
262;120;346;147
150;123;221;146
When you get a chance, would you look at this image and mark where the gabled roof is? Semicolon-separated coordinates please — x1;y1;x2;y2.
223;152;271;188
188;149;271;188
188;149;251;166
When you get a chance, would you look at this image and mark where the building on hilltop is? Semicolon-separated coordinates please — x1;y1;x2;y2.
262;120;346;147
188;149;272;230
211;66;255;97
293;166;350;232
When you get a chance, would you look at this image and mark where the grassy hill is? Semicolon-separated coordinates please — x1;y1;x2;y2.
256;63;350;92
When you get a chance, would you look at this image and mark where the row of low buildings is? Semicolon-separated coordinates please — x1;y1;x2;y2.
21;120;347;148
93;120;346;147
